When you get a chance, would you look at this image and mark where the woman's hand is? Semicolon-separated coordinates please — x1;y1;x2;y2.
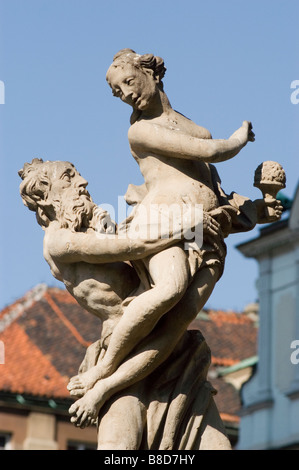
254;198;283;224
229;121;255;146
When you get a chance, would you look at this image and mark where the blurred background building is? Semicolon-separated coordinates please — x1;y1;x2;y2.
237;184;299;449
0;284;258;450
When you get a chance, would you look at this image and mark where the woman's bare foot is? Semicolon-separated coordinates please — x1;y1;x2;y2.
68;385;107;428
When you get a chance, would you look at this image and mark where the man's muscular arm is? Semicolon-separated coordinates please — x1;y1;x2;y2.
45;227;177;264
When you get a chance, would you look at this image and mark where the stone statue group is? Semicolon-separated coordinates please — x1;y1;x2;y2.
19;49;285;450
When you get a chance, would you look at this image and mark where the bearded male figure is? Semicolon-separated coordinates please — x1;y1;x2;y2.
19;157;282;449
19;158;234;449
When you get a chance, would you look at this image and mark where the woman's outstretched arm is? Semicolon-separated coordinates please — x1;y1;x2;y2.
129;120;255;163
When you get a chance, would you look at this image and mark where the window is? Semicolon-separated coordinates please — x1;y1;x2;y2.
0;433;11;450
67;441;96;450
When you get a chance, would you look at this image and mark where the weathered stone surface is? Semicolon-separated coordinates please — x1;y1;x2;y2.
19;48;285;450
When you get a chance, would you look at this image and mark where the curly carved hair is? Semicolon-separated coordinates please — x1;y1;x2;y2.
19;158;51;226
110;48;166;84
19;158;76;228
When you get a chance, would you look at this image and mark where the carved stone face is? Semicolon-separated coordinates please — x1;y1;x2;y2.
46;162;89;201
45;161;94;230
106;63;158;111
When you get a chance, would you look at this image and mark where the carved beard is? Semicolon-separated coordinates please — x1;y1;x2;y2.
55;189;95;232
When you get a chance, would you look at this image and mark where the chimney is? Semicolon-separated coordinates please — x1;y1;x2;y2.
243;302;259;323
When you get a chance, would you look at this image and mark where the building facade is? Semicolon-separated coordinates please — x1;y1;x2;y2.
237;185;299;449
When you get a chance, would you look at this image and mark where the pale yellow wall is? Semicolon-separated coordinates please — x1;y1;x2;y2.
0;409;97;450
57;420;97;450
0;410;28;450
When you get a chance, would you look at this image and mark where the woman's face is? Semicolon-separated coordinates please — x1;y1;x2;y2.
106;63;158;111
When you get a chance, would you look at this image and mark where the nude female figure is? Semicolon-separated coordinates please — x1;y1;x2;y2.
67;50;283;438
83;48;256;380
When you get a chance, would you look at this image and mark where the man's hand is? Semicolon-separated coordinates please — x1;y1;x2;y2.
202;212;221;238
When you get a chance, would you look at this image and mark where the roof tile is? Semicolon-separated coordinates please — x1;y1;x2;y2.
0;286;258;422
0;322;69;398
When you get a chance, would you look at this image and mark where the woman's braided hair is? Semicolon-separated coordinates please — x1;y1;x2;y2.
112;48;166;84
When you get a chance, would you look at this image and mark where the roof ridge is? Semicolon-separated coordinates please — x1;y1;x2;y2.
212;356;240;366
43;291;91;348
0;284;48;333
220;412;240;423
209;310;252;325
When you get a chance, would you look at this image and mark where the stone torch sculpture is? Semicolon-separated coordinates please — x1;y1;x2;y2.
254;161;286;221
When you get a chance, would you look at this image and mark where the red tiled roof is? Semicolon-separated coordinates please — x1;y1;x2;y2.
0;322;69;397
43;291;92;348
0;285;101;399
212;357;239;367
0;286;258;423
189;310;257;365
220;413;240;424
188;309;258;423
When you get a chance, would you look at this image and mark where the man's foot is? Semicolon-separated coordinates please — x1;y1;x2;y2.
67;366;102;397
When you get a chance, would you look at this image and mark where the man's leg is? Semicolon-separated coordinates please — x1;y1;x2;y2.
199;398;231;450
97;383;146;450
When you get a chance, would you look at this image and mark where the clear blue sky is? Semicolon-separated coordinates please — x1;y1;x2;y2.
0;0;298;312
